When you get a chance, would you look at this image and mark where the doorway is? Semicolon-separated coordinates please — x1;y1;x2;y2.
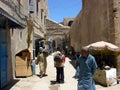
0;28;8;88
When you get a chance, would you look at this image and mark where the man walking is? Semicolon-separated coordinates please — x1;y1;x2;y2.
78;47;97;90
37;47;48;78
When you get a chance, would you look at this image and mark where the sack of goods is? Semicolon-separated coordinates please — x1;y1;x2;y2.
54;54;62;61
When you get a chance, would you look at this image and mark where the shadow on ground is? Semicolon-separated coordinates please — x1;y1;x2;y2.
69;59;76;69
49;81;60;90
36;74;48;78
50;80;57;85
3;79;20;90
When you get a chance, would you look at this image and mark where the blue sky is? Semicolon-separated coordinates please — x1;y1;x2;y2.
48;0;82;22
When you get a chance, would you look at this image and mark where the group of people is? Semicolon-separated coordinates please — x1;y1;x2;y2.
31;46;66;82
31;46;98;90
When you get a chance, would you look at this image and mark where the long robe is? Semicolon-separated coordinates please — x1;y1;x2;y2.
78;54;97;90
37;53;47;75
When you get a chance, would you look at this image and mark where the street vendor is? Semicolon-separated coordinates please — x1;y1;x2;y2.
77;47;97;90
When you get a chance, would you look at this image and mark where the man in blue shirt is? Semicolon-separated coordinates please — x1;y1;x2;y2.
78;47;97;90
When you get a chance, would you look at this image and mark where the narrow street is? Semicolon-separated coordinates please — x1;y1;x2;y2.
4;54;120;90
1;0;120;90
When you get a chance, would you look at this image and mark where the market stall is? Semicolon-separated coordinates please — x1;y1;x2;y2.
84;41;120;86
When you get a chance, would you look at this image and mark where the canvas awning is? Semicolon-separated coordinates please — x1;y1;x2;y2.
84;41;120;55
0;8;25;29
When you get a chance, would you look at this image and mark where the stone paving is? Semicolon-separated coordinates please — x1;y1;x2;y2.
4;54;120;90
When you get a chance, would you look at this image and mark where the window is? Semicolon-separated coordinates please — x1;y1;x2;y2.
36;0;39;16
29;0;35;13
20;31;22;39
11;28;14;37
44;16;46;24
41;9;43;22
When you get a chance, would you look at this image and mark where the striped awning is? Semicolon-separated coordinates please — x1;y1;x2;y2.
0;8;25;29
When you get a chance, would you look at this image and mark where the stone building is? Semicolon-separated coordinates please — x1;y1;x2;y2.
46;19;70;50
70;0;120;75
28;0;49;57
0;0;49;88
0;0;28;88
62;18;74;26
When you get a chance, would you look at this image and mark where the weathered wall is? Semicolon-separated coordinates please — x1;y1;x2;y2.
113;0;120;75
0;0;29;53
30;0;49;57
32;0;49;36
10;27;29;77
0;0;28;27
12;0;29;78
70;0;114;52
0;0;29;84
70;0;120;75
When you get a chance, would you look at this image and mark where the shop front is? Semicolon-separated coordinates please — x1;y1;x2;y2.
0;27;8;88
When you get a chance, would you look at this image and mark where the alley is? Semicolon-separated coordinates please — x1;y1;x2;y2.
4;54;120;90
1;0;120;90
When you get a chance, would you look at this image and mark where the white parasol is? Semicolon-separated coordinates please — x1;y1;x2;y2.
84;41;120;55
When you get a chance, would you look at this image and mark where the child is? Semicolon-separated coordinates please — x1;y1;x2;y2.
31;59;36;75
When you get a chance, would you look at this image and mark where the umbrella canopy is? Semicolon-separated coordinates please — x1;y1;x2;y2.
84;41;120;55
